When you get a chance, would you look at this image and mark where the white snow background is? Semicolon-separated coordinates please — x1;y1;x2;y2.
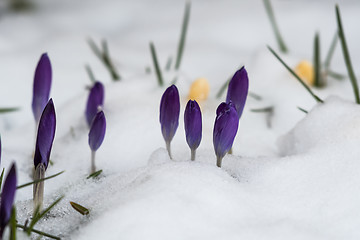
1;0;360;239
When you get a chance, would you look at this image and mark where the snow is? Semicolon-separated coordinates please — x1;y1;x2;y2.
1;0;360;239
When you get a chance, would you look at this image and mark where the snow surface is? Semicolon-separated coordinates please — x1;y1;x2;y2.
1;0;360;239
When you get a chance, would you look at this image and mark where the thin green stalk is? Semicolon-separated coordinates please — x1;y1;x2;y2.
216;156;222;168
324;32;338;69
0;168;4;192
336;5;360;104
10;207;16;240
174;2;191;70
85;64;96;83
297;106;308;114
313;33;323;87
268;46;323;103
16;171;64;189
150;42;164;86
216;78;231;99
17;224;61;240
263;0;288;53
87;169;102;179
27;196;64;235
328;70;346;80
0;107;19;113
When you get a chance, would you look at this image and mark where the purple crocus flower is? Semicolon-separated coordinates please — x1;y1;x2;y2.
159;85;180;159
184;100;202;160
226;66;249;119
88;111;106;173
34;99;56;170
32;53;52;123
0;163;17;238
213;102;239;167
85;81;105;127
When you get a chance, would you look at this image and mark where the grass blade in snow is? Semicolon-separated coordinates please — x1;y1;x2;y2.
0;107;20;114
313;33;323;87
174;2;191;70
150;42;164;86
336;5;360;104
16;170;64;190
263;0;288;53
268;46;323;103
70;201;90;215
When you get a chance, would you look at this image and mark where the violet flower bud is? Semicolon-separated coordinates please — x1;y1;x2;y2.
226;66;249;119
88;111;106;152
159;85;180;159
34;99;56;170
0;163;17;238
32;53;52;123
85;81;105;126
88;111;106;173
213;102;239;167
184;100;202;160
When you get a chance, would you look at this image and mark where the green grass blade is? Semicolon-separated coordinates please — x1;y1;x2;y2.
16;171;64;190
324;32;338;69
17;224;61;240
216;78;230;99
85;65;96;83
150;42;164;86
336;5;360;104
328;70;346;80
263;0;288;53
268;46;323;103
70;201;90;215
10;207;17;240
313;33;323;87
27;196;64;235
297;106;308;114
87;169;102;179
0;168;4;192
87;38;102;60
174;2;191;70
0;107;20;113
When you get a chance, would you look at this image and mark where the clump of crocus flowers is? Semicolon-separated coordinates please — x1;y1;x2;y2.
0;163;17;239
33;99;56;211
88;111;106;173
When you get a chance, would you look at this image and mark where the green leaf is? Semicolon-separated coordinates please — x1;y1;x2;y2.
150;42;164;87
174;2;191;70
327;70;346;80
17;224;61;240
268;46;323;103
263;0;288;53
27;196;64;235
16;171;64;190
297;106;308;114
86;169;102;179
324;32;338;70
0;168;4;192
0;107;20;114
216;78;230;99
313;32;324;88
10;207;17;240
336;5;360;104
85;64;96;83
70;201;90;215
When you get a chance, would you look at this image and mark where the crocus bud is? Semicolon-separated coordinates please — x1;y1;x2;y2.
184;100;202;160
34;99;56;170
213;102;239;167
32;53;52;123
0;163;17;238
85;81;105;126
226;66;249;119
159;85;180;159
88;111;106;173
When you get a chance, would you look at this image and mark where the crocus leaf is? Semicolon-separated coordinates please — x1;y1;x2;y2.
32;53;52;123
70;201;90;215
34;99;56;170
88;111;106;152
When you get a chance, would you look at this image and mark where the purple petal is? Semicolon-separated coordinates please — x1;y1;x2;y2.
34;99;56;170
213;102;239;159
88;111;106;151
85;81;105;126
184;100;202;150
159;85;180;144
32;53;52;123
0;163;17;235
226;66;249;119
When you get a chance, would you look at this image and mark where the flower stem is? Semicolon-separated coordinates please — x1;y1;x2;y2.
166;141;172;159
91;151;96;174
33;163;45;211
191;149;196;161
216;156;223;168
